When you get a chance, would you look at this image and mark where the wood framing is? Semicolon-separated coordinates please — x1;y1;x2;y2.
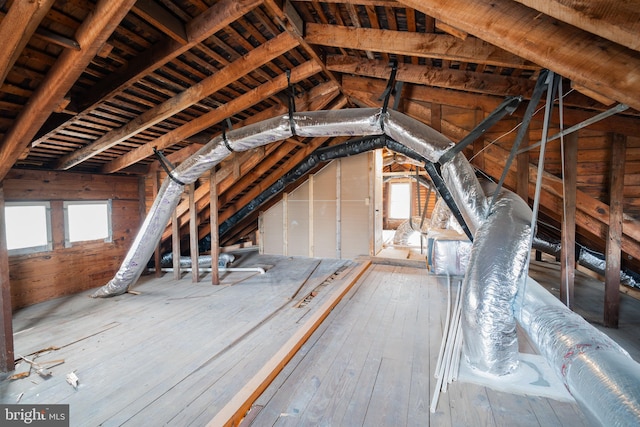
604;133;626;327
560;132;578;309
189;183;200;283
0;185;14;372
210;170;220;285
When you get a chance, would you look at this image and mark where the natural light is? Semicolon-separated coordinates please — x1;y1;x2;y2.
5;203;50;251
65;201;111;243
389;182;411;219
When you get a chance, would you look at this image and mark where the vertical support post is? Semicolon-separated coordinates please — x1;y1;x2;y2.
516;128;529;202
336;160;342;259
210;170;220;285
283;193;288;256
604;133;626;328
151;171;162;277
431;102;442;132
171;200;181;280
309;174;314;257
0;185;15;372
560;132;578;309
189;183;199;283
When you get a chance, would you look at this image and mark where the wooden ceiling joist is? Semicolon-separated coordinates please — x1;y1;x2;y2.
0;0;137;182
131;0;188;45
305;23;539;69
397;0;640;111
56;31;300;171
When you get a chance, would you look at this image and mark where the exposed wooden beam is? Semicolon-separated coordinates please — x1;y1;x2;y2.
326;55;537;98
152;171;162;278
396;0;640;111
0;0;55;86
31;0;263;147
34;27;80;51
101;60;321;173
513;0;640;52
341;75;640;135
189;183;200;283
306;23;539;69
210;170;220;285
56;32;300;170
560;132;578;309
131;0;188;44
0;185;15;372
172;202;181;280
604;133;626;328
0;0;135;181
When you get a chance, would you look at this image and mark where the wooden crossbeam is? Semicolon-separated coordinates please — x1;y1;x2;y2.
397;0;640;111
0;0;137;181
56;32;300;170
306;23;539;69
101;60;321;173
132;0;188;44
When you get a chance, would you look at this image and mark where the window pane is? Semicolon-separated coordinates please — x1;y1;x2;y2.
5;204;49;250
389;183;411;219
67;202;110;243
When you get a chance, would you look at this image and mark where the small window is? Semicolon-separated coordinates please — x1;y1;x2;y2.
4;202;52;254
64;200;112;246
389;182;411;219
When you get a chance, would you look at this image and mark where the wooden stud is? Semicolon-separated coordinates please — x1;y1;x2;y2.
172;201;181;281
560;132;578;309
0;185;15;372
210;170;220;285
604;133;626;328
516;128;529;202
189;183;199;283
152;171;162;278
430;103;442;132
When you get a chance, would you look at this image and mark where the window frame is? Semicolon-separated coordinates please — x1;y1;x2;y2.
63;200;113;247
4;201;53;255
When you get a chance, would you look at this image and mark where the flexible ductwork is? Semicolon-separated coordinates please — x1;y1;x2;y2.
92;106;640;425
517;276;640;426
461;182;532;375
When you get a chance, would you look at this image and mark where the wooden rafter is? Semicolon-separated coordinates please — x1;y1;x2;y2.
0;0;55;86
0;0;137;182
305;23;539;69
55;32;300;170
513;0;640;52
396;0;640;111
131;0;188;45
31;0;263;148
101;60;321;173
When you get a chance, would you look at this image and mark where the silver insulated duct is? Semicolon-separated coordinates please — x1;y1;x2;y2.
93;107;640;425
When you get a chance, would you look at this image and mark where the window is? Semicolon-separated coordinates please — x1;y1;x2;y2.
64;200;112;246
389;182;411;219
4;202;52;254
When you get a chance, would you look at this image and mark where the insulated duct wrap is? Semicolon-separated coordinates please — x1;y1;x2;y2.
94;109;452;297
517;277;640;426
461;186;533;376
441;152;488;234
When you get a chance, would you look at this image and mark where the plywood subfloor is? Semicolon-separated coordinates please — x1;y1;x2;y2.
247;263;593;427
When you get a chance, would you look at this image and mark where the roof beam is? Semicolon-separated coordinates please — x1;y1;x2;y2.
31;0;263;147
0;0;136;181
0;0;56;88
305;23;539;69
341;75;640;135
131;0;188;44
396;0;640;111
327;55;536;98
101;59;321;173
512;0;640;52
56;31;300;170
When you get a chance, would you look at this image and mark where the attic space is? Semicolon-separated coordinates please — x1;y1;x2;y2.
1;1;640;425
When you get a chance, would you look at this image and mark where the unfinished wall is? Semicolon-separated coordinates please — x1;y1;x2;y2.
259;152;375;259
3;169;141;308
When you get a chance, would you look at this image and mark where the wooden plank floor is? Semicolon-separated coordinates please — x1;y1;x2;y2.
249;262;593;427
2;251;635;426
0;252;357;426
